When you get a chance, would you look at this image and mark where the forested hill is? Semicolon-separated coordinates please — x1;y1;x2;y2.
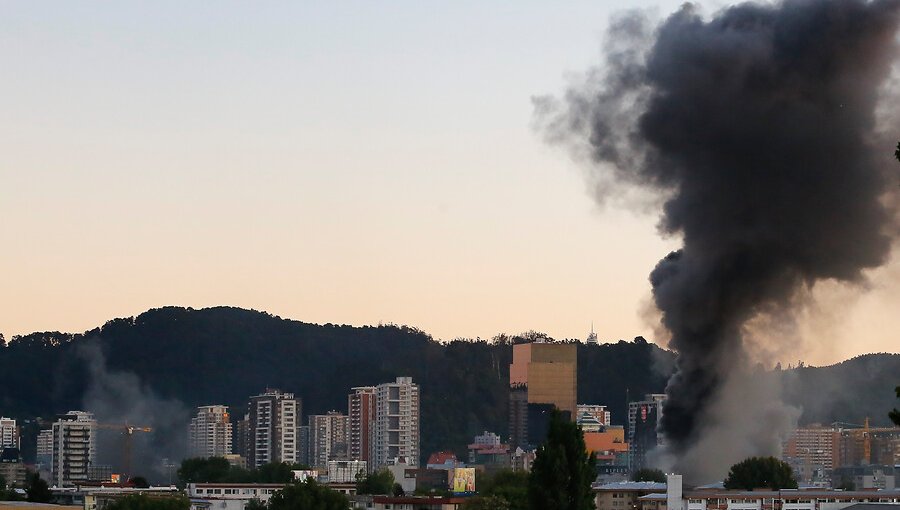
0;306;672;461
1;306;897;465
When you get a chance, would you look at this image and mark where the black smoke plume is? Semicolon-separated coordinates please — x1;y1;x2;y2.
538;0;900;480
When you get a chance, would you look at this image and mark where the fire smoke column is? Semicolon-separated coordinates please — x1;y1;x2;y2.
539;0;900;481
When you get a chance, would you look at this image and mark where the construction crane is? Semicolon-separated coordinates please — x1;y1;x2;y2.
96;423;153;478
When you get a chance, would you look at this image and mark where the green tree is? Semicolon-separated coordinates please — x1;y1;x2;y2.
528;410;597;510
244;499;266;510
894;142;900;163
104;494;190;510
462;495;512;510
478;470;528;510
177;457;231;485
356;469;395;495
25;472;51;503
256;462;295;483
266;479;348;510
723;457;798;490
890;385;900;426
631;468;666;483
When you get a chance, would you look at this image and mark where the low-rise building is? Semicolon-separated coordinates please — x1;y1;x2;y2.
663;474;900;510
186;483;286;510
351;495;469;509
84;487;183;510
594;481;668;510
0;448;26;487
327;460;366;483
831;465;895;490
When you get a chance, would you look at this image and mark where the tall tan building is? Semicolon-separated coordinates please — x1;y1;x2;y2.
782;424;841;470
509;342;577;449
189;405;233;458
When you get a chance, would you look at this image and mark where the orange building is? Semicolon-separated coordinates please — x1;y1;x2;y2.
509;342;577;449
782;424;841;470
584;428;628;456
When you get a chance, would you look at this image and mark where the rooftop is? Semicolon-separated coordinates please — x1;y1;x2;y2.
594;482;667;491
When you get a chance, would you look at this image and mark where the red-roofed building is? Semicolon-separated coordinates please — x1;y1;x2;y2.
427;451;461;469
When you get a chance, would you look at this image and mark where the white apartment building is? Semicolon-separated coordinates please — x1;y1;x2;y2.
309;411;349;469
0;417;19;450
186;483;285;510
51;411;97;487
374;377;420;470
189;405;233;458
247;389;300;468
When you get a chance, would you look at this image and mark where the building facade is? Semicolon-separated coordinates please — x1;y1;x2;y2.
508;342;577;450
374;377;420;470
348;386;376;470
627;394;666;473
189;405;233;458
246;389;301;468
578;405;612;428
0;417;19;450
309;411;349;468
327;459;367;483
51;411;97;487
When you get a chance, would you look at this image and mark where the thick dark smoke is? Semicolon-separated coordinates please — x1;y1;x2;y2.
539;0;900;481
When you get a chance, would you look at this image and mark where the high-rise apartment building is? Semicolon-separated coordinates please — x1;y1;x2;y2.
782;424;841;470
51;411;97;487
0;417;19;450
298;425;311;467
36;429;53;457
374;377;420;470
508;342;577;450
348;386;375;469
247;389;301;468
189;405;233;458
309;411;349;468
627;394;666;473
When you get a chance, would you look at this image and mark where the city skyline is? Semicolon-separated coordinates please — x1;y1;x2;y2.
4;1;900;367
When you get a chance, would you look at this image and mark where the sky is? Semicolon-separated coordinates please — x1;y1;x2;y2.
2;1;899;366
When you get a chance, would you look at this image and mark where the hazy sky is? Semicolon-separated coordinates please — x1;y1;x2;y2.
2;1;898;365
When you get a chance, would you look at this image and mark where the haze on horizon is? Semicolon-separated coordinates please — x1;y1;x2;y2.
2;1;899;367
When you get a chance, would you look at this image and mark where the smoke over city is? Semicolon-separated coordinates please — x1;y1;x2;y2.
538;0;900;482
78;341;189;482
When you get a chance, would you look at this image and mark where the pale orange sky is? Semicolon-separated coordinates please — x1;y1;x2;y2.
2;1;898;366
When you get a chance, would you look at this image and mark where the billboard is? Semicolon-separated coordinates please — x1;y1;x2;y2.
451;467;476;494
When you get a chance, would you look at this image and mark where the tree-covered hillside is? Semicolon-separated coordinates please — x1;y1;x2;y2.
0;306;672;464
1;306;897;470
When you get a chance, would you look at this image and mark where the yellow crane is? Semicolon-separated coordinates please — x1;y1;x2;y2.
96;423;153;478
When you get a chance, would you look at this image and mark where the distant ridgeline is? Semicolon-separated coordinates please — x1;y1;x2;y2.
1;306;898;464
